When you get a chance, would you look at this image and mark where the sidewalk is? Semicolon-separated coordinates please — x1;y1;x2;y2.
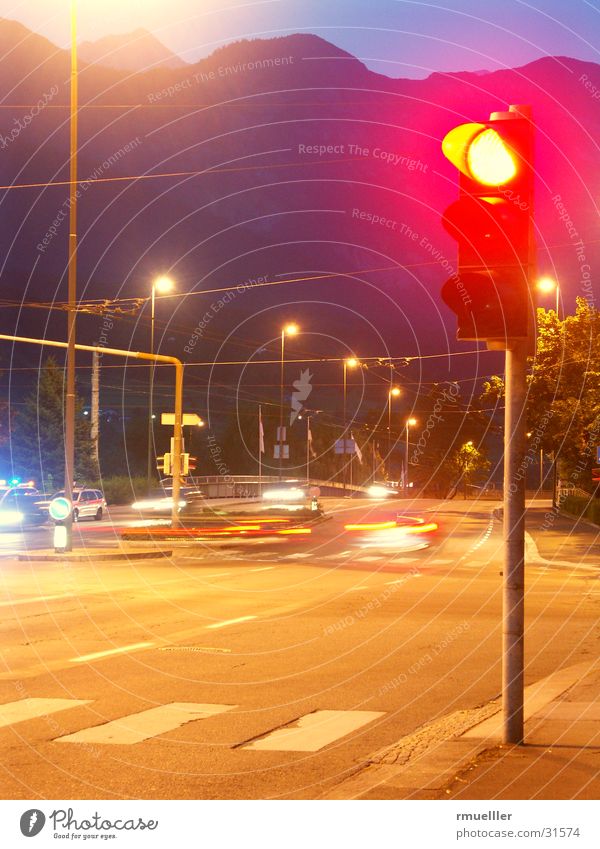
323;661;600;800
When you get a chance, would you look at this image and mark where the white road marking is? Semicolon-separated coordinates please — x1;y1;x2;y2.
249;567;276;573
429;558;455;565
349;585;369;591
69;642;155;663
206;615;256;630
355;556;381;563
56;702;235;745
0;698;91;729
286;552;312;559
0;593;72;608
323;551;352;560
244;709;385;752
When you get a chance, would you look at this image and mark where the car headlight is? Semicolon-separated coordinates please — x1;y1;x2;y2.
0;511;24;524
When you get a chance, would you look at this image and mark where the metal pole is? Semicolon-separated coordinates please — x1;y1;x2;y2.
278;331;284;480
306;414;310;486
90;351;100;470
343;362;347;493
503;338;528;744
258;404;263;497
146;283;155;492
0;334;184;533
405;423;409;493
64;0;78;551
540;448;543;492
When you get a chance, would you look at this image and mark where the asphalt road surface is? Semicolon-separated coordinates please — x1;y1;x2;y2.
0;497;598;799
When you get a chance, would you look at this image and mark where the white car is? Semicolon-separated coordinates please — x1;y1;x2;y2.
52;488;107;521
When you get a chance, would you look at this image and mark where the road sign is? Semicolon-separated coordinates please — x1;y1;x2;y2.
596;445;600;464
335;438;355;454
49;496;72;522
161;413;203;426
273;444;289;459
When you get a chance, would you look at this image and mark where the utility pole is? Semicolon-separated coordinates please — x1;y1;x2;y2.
91;351;100;470
64;0;78;550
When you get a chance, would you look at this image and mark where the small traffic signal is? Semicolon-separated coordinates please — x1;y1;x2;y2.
441;105;534;343
156;452;172;475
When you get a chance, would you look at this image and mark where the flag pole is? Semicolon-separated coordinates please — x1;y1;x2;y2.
258;404;263;497
306;415;311;486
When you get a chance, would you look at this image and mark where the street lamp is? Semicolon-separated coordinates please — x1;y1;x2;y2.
278;323;299;479
387;386;401;480
405;417;417;492
537;276;560;316
147;276;174;490
343;357;359;492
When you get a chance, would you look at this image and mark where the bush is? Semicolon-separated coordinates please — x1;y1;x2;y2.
90;476;149;505
560;494;600;526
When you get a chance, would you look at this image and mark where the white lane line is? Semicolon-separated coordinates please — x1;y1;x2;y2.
349;585;369;591
206;615;256;630
249;566;276;573
244;710;385;752
69;642;155;663
0;698;91;729
355;556;381;563
56;702;235;745
323;551;352;560
429;558;455;565
0;593;72;608
287;553;311;559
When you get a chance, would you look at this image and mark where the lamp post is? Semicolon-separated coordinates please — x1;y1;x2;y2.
343;357;359;492
537;277;560;505
387;386;401;480
405;417;417;493
147;276;174;491
278;323;298;479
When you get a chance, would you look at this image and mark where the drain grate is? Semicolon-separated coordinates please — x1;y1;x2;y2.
159;646;231;654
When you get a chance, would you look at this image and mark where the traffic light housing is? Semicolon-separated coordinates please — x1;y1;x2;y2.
180;454;197;475
441;106;534;343
156;452;172;475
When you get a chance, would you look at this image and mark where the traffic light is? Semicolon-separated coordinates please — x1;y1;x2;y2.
441;105;534;343
180;454;197;475
156;452;172;475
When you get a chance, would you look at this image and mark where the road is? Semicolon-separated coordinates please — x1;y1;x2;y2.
0;497;598;799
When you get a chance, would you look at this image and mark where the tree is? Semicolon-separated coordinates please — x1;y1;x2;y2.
480;299;600;490
451;441;491;498
12;357;96;488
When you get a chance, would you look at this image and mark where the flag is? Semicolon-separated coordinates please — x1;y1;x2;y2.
352;432;363;463
259;407;265;454
308;421;316;458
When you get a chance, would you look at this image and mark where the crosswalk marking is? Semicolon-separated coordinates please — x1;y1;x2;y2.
70;642;155;663
56;703;235;745
244;709;385;752
323;551;352;560
0;698;91;729
0;593;72;608
206;615;256;630
428;558;454;565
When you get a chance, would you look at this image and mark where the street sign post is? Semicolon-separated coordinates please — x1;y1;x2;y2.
161;413;203;426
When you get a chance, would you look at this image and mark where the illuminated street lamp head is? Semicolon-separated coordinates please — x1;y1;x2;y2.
407;417;417;427
154;275;174;294
346;357;359;369
442;122;518;186
465;440;474;447
389;386;401;398
537;276;558;294
283;322;299;336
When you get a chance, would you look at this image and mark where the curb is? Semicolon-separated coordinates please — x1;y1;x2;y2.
322;661;592;800
18;548;173;562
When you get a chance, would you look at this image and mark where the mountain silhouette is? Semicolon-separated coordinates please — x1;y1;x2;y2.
79;28;187;72
0;22;598;410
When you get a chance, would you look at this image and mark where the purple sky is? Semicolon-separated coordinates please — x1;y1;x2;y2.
1;0;599;78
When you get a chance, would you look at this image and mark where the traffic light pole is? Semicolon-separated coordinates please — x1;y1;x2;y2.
0;334;184;531
503;339;528;744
